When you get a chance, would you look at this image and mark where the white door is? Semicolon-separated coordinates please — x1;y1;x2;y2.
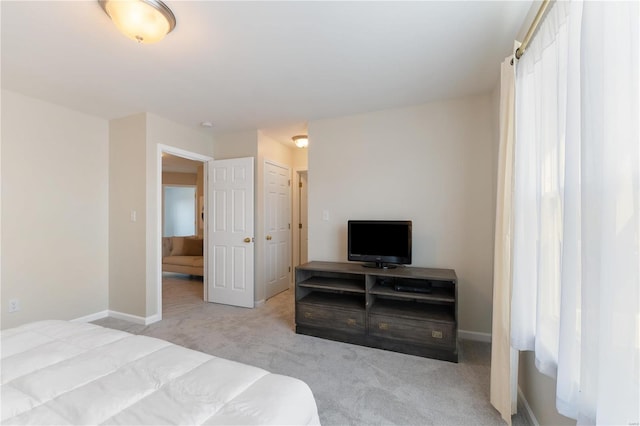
299;171;308;264
265;161;290;299
207;157;254;308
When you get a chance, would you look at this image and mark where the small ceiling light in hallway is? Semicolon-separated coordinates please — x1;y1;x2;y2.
292;135;308;148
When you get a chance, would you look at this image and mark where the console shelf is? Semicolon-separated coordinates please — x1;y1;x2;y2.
368;285;455;303
298;277;365;294
295;261;458;362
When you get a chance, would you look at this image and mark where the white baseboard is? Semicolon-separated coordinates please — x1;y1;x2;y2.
254;299;265;307
144;313;162;325
71;310;162;326
71;310;109;323
458;329;492;342
518;386;540;426
108;310;149;325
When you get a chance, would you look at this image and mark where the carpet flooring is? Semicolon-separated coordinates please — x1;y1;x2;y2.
94;274;530;426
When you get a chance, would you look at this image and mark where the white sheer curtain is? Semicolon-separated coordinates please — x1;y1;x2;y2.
511;1;639;424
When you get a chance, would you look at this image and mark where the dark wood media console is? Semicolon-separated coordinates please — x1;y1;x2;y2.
295;261;458;362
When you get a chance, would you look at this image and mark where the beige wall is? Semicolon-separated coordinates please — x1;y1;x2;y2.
212;130;258;160
293;146;308;171
1;90;109;328
162;172;197;186
109;113;147;317
308;95;495;335
519;352;576;426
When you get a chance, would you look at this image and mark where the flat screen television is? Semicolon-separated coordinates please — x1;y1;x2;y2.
347;220;412;269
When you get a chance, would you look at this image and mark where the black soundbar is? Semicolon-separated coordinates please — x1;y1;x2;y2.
394;283;432;294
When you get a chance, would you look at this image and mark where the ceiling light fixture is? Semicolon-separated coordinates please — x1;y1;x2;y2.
292;135;308;148
99;0;176;44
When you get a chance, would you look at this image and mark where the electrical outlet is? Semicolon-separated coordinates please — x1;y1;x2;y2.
8;298;20;313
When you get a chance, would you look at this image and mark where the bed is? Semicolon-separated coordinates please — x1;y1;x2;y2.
1;320;320;425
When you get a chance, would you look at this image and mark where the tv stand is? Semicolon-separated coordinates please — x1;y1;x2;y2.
295;261;458;362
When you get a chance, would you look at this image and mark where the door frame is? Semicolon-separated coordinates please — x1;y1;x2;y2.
293;168;308;270
156;144;213;321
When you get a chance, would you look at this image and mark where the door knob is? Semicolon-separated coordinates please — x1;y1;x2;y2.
244;237;251;243
266;235;272;240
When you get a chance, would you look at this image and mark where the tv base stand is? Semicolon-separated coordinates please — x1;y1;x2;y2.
362;262;397;269
295;261;458;362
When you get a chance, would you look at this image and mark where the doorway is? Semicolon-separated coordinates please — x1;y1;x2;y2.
161;183;202;312
158;146;211;319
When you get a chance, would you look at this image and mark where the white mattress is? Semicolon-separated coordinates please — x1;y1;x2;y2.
1;320;320;425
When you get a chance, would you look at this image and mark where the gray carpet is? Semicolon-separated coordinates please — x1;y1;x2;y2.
94;275;529;426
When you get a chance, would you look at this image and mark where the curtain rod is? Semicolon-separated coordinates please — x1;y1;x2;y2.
515;0;552;60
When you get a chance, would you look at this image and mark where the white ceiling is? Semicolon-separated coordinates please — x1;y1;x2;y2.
1;1;532;145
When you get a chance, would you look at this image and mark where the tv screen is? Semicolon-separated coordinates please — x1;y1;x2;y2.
348;220;412;268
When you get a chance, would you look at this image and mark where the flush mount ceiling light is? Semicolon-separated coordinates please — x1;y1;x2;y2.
292;135;308;148
99;0;176;44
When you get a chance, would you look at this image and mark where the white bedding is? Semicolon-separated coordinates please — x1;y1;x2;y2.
1;320;320;425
